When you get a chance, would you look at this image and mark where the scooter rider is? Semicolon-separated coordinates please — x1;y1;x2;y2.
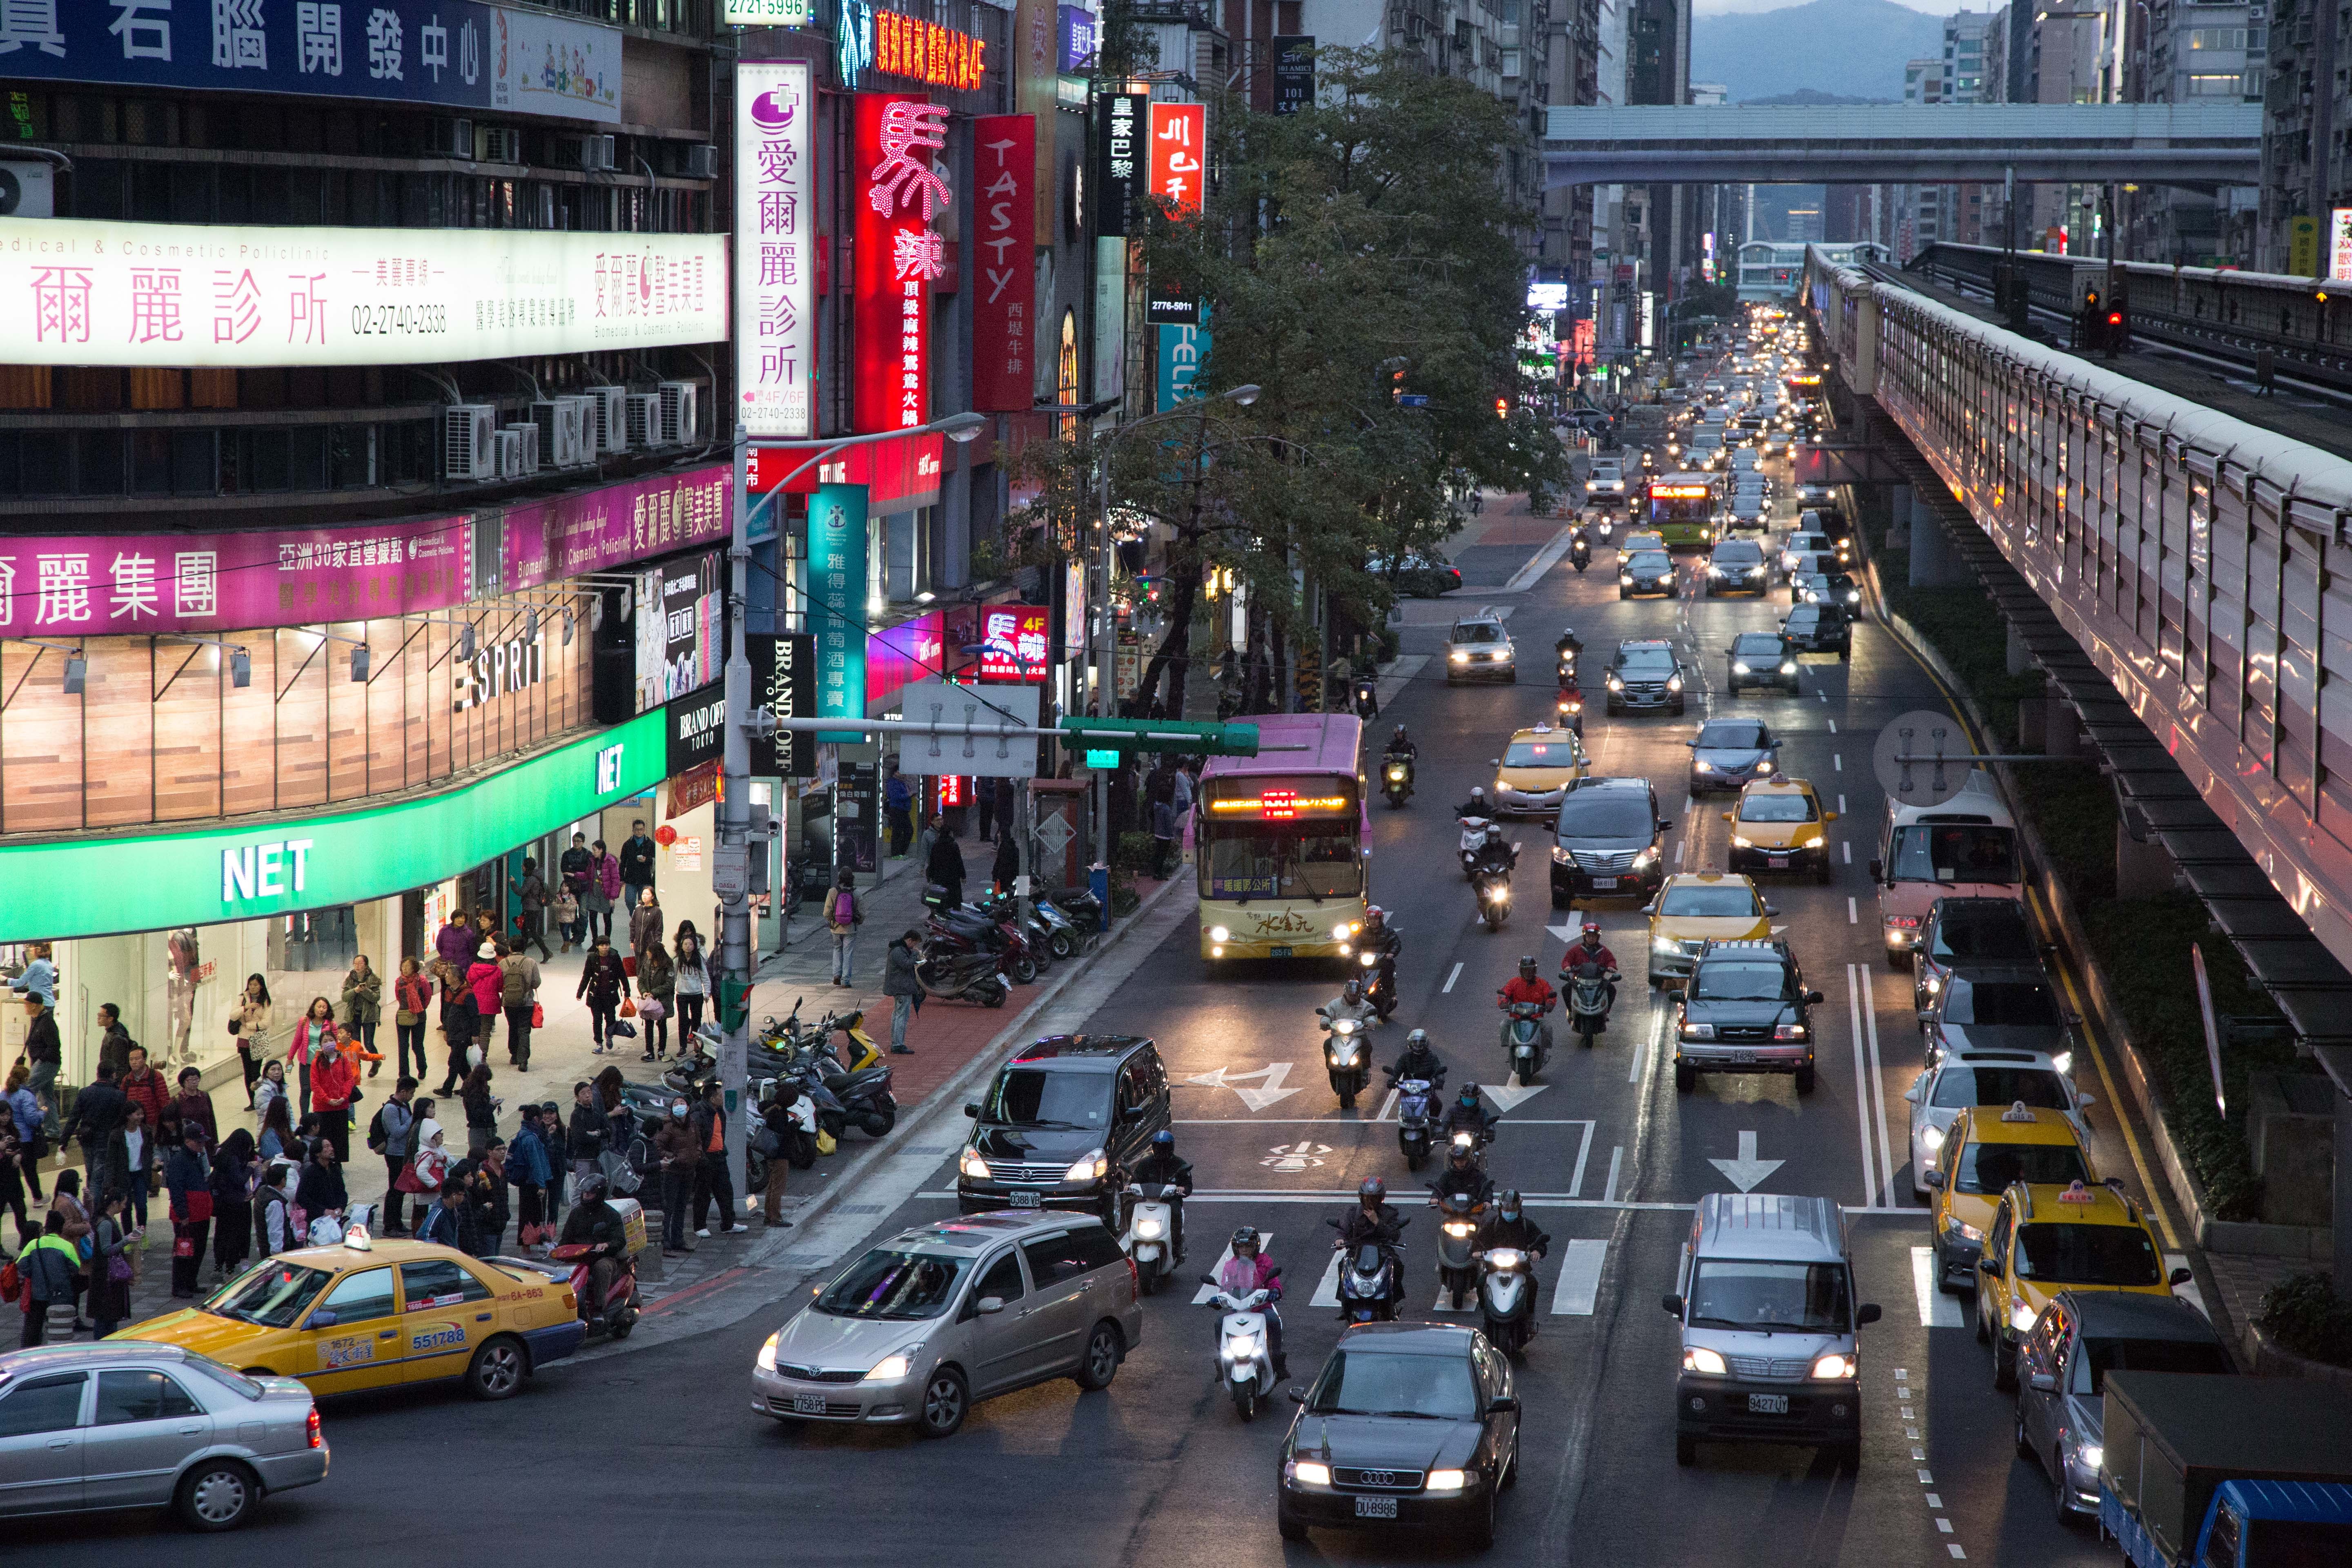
1559;918;1620;1011
1456;784;1494;821
1359;905;1401;1018
1323;978;1377;1030
1430;1140;1496;1209
559;1173;628;1319
1335;1178;1407;1316
1383;724;1417;764
1385;1027;1447;1089
1132;1129;1194;1263
1555;626;1584;662
1216;1226;1290;1380
1443;1082;1501;1147
1498;954;1557;1060
1469;824;1517;880
1476;1189;1551;1260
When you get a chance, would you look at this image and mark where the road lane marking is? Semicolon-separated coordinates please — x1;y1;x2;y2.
1310;1250;1343;1308
1838;794;1847;815
1674;838;1686;866
1833;753;1843;771
1847;897;1858;924
1865;976;1898;1207
1848;964;1879;1204
1567;1120;1595;1197
1819;689;1828;702
1374;1089;1399;1122
1603;1145;1624;1202
1843;842;1852;864
1430;1283;1475;1314
1443;962;1463;994
1827;719;1837;734
1911;1245;1963;1326
1552;1238;1607;1315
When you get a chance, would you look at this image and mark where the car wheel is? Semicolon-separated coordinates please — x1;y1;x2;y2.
1795;1064;1816;1095
1835;1439;1862;1469
916;1365;969;1439
175;1459;259;1532
465;1335;528;1401
1839;646;1852;662
1993;1332;2017;1392
1278;1508;1310;1543
1617;588;1628;601
1550;886;1570;910
1671;701;1686;715
1674;1064;1695;1093
2053;1450;2079;1524
1074;1321;1123;1391
1468;1485;1497;1551
1814;858;1832;886
1675;1434;1697;1466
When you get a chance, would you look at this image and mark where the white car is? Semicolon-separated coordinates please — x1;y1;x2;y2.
1587;461;1626;500
1902;1049;2094;1200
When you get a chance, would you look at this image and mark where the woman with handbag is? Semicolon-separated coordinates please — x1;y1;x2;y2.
341;956;385;1079
823;871;862;986
576;935;630;1055
638;941;675;1062
163;1125;212;1299
230;974;274;1111
581;839;620;944
5;1064;45;1205
102;1100;157;1238
392;958;433;1081
89;1189;138;1337
405;1118;452;1197
673;929;710;1037
208;1129;255;1283
286;996;335;1118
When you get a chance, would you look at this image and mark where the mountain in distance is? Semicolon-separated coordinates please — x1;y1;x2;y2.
1691;0;1951;105
1740;88;1899;106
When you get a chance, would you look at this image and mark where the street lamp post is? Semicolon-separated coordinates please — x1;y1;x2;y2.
716;410;987;1211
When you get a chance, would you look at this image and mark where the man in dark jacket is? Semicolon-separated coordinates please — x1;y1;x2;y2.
20;994;61;1115
414;1180;480;1255
924;815;965;912
618;819;658;916
559;1174;628;1316
61;1062;129;1198
1131;1129;1194;1263
1474;1189;1550;1259
453;1140;511;1257
566;1080;610;1187
688;1079;740;1239
882;930;923;1055
95;1004;135;1080
18;1212;79;1346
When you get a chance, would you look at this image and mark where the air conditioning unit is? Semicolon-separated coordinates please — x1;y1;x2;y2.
625;392;663;450
443;403;499;480
683;143;718;179
477;125;522;165
560;134;616;172
425;117;474;159
656;380;697;445
494;426;530;477
530;397;591;468
589;385;629;453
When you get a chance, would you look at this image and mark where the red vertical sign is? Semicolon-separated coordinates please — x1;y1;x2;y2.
1146;102;1206;218
854;93;953;434
972;114;1038;413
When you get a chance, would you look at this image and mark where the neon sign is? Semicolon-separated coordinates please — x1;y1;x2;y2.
837;0;987;91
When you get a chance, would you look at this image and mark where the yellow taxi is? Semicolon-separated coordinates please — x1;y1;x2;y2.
1722;777;1839;884
1924;1102;2094;1292
1644;871;1774;987
1491;723;1590;819
116;1231;587;1401
1974;1178;2186;1390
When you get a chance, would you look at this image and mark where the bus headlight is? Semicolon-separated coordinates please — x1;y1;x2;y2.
1209;925;1231;943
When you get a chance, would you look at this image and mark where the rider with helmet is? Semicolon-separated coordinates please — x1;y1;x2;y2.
1559;918;1620;1013
1336;1177;1405;1252
1386;1027;1447;1089
1358;905;1401;1018
1131;1129;1194;1263
1497;954;1558;1061
1213;1226;1289;1380
1456;784;1494;822
1322;977;1378;1031
1468;822;1517;881
1443;1082;1500;1146
1476;1189;1551;1261
1430;1138;1497;1210
1384;724;1417;762
557;1172;628;1318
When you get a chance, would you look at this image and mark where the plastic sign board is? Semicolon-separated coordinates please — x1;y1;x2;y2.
1094;91;1147;237
893;679;1041;777
976;605;1051;682
807;483;869;740
726;0;812;22
854;93;950;432
1147;102;1205;219
748;632;818;779
1270;36;1314;114
0;218;722;369
1157;323;1208;411
737;63;816;439
1058;5;1098;71
972;115;1038;412
2332;209;2352;284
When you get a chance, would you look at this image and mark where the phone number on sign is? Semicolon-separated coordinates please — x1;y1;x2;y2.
350;303;450;337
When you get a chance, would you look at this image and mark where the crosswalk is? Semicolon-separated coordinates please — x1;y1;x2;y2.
1307;1238;1610;1316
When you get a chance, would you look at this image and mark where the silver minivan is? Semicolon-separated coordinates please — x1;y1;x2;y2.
1662;1194;1882;1467
752;1210;1144;1439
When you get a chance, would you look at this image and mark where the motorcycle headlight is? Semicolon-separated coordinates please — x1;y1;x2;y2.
1920;1124;1946;1153
1361;951;1379;968
1484;885;1510;902
866;1346;922;1381
958;1149;993;1181
1484;1248;1523;1269
1331;1018;1357;1034
1135;1217;1165;1239
1732;662;1751;675
1780;662;1797;674
1387;764;1406;780
1443;1222;1478;1237
1681;1022;1716;1040
757;1331;780;1372
1809;1353;1858;1380
1682;1347;1728;1375
1223;1334;1261;1361
2011;1301;2040;1334
1210;925;1231;943
1425;1469;1469;1493
1065;1151;1109;1183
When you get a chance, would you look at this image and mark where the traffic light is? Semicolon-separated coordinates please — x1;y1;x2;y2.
2075;283;2102;353
1495;397;1509;419
2103;307;2127;356
1135;572;1162;605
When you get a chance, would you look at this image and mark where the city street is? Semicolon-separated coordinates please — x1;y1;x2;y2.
29;477;2165;1565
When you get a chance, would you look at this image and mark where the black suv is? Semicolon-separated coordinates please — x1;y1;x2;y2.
1725;631;1800;695
1550;776;1673;906
1779;602;1851;659
1674;939;1825;1094
960;1034;1170;1226
1704;539;1769;598
1605;639;1687;715
1913;897;2047;1019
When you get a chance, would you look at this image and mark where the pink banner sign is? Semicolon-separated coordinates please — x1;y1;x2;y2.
503;463;733;591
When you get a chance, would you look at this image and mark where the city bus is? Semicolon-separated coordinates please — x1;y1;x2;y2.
1644;472;1722;551
1196;713;1369;962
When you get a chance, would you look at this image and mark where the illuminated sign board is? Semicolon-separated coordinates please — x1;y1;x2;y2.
972;114;1038;412
837;0;988;90
854;93;950;432
0;218;722;369
1205;775;1357;819
1526;281;1570;312
737;63;816;439
1146;102;1205;219
726;0;812;22
975;605;1050;683
1653;485;1712;499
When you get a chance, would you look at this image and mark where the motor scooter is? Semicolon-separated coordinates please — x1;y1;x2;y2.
1478;1246;1537;1356
915;944;1011;1008
1120;1183;1183;1294
1499;999;1550;1082
1200;1277;1279;1421
1316;1008;1370;1109
1473;863;1512;931
1570;532;1591;573
1358;929;1400;1021
1458;815;1494;880
1567;964;1620;1048
1352;674;1380;719
1433;1189;1485;1310
1554;687;1585;737
1381;753;1414;808
1393;1075;1441;1169
1325;1216;1408;1324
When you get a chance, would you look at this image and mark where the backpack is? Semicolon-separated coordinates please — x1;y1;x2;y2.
500;958;532;1007
366;1105;388;1154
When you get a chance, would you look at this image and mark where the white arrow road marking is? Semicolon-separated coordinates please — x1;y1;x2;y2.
1546;923;1581;945
1186;1062;1306;1112
1310;1249;1346;1307
1911;1246;1963;1327
1707;1130;1784;1193
1483;1078;1551;1113
1190;1232;1276;1305
2165;1254;2209;1319
1443;962;1463;993
1552;1238;1608;1315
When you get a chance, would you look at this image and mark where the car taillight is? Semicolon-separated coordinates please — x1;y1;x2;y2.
306;1408;324;1449
1127;1257;1140;1303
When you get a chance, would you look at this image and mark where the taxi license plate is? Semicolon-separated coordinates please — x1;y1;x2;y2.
1591;877;1618;890
1748;1393;1789;1415
1270;946;1294;958
1010;1191;1041;1208
1730;1051;1757;1064
1355;1496;1399;1519
792;1394;827;1415
1768;855;1789;869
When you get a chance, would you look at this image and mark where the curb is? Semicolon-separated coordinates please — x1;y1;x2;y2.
2241;1316;2352;1391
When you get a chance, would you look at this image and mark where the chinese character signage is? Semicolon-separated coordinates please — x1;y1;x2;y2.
0;218;723;368
737;62;814;439
973;114;1036;412
503;464;732;591
1056;4;1096;71
1271;36;1314;114
835;0;988;91
1156;323;1209;412
747;632;817;778
1147;102;1205;219
2332;209;2352;283
635;550;724;715
0;0;619;123
854;92;950;433
808;483;870;740
1094;90;1146;237
976;606;1049;683
748;430;944;511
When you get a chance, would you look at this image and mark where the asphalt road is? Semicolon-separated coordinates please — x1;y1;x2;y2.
34;455;2178;1565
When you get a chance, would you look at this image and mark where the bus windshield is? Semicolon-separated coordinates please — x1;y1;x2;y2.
1892;824;2018;884
1203;821;1363;900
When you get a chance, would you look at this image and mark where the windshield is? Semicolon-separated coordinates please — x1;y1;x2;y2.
1740;793;1818;824
2071;1336;2230;1395
815;1247;974;1320
204;1262;333;1330
1931;911;2040;964
1558;794;1656;840
1930;1066;2071;1111
1713;548;1763;567
1696;722;1766;751
1203;821;1364;900
1733;637;1785;659
1660;884;1761;919
2013;1223;2161;1287
1893;824;2020;885
1617;648;1676;675
1955;1139;2089;1194
1946;980;2063;1027
1690;961;1789;1001
1785;608;1826;630
1505;739;1581;768
1626;553;1673;575
982;1067;1111;1129
1305;1349;1479;1420
1452;623;1506;644
1687;1259;1852;1332
1690;433;1722;448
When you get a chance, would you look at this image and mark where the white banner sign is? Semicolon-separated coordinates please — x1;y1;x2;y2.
0;218;726;369
736;62;816;439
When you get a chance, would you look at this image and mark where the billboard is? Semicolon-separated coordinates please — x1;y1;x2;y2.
1146;102;1206;219
0;218;723;368
503;464;731;592
854;93;951;432
748;430;944;511
1156;323;1209;411
634;549;724;715
2332;209;2352;284
808;484;870;739
972;114;1038;412
975;605;1050;682
747;632;818;778
737;63;816;439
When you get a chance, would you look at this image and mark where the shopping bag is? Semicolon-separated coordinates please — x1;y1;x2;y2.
637;997;666;1024
814;1128;837;1156
618;997;638;1018
531;1002;546;1029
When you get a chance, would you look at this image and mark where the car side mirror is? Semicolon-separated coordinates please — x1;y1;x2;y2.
1288;1386;1308;1404
1722;811;1734;822
1866;859;1883;881
1805;991;1823;1004
1922;1168;1945;1189
1904;1080;1924;1103
2029;1372;2057;1393
1487;1395;1520;1414
975;1295;1007;1315
1977;1254;2000;1276
1658;820;1674;833
964;1102;980;1118
1661;1293;1686;1317
1856;1303;1882;1326
2064;1013;2083;1028
307;1310;339;1330
1765;905;1781;918
2079;1094;2096;1109
1683;739;1697;748
2169;1267;2193;1287
1823;811;1839;823
1490;759;1500;766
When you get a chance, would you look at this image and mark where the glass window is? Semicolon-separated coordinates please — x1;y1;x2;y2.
1953;1138;2088;1194
1451;623;1505;644
180;1359;265;1402
1689;961;1790;1001
1616;646;1677;674
2238;1518;2352;1565
1739;792;1818;824
1659;883;1762;918
1929;909;2039;963
400;1258;492;1311
1202;822;1363;900
1504;738;1581;767
816;1249;972;1320
2013;1223;2160;1286
0;1373;85;1436
94;1370;202;1425
1944;980;2063;1026
312;1265;398;1327
972;1250;1025;1305
982;1067;1111;1129
1929;1066;2071;1110
1020;1233;1097;1290
1695;722;1767;748
1625;553;1673;575
1305;1350;1479;1419
1686;1260;1852;1331
1557;793;1657;839
1892;824;2019;884
205;1263;334;1329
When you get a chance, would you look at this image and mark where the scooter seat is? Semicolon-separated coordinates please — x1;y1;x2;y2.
824;1067;891;1094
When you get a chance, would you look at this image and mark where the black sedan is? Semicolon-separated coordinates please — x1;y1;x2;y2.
1685;718;1782;794
1618;549;1678;600
1725;632;1800;695
1277;1324;1521;1550
1799;569;1864;611
1780;602;1851;659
